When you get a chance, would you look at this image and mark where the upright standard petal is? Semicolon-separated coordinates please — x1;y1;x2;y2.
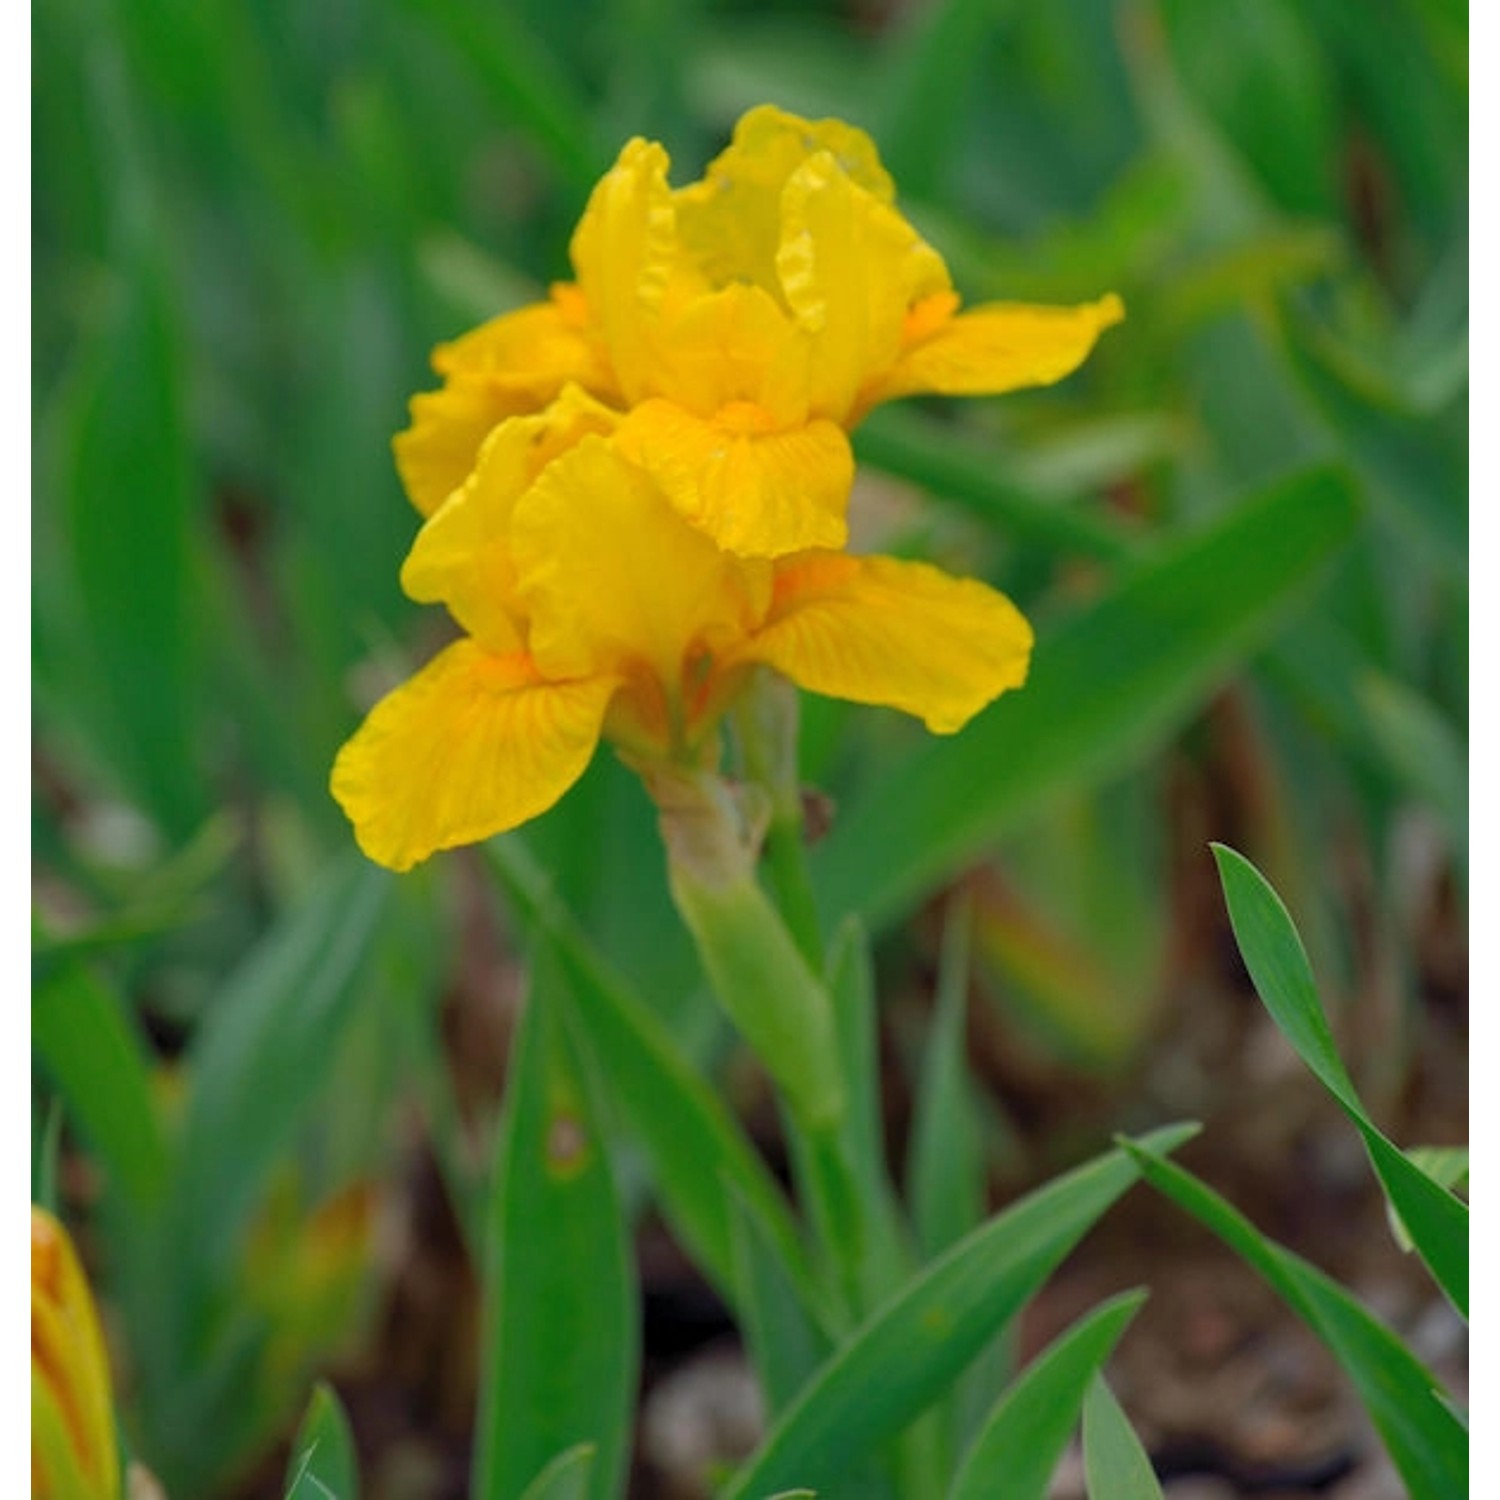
331;641;618;872
570;139;703;404
866;293;1125;409
511;436;771;688
615;399;851;559
674;105;895;294
401;386;619;650
734;553;1033;734
647;282;812;423
776;151;951;421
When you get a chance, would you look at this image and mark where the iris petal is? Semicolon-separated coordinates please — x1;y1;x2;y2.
401;387;619;650
331;642;617;871
511;435;772;684
615;399;851;559
868;293;1125;409
395;289;615;516
736;552;1033;733
776;151;951;421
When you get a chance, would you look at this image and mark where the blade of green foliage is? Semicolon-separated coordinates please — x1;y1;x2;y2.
1262;628;1466;869
878;0;1022;199
777;922;924;1496
59;246;203;838
284;1383;359;1500
414;0;606;196
107;0;342;244
950;1291;1146;1500
935;149;1193;303
720;1124;1196;1499
525;755;705;1036
1122;0;1271;243
474;947;637;1500
1303;0;1464;238
1120;1141;1466;1500
279;267;418;696
1389;1148;1469;1254
1159;0;1338;217
903;898;995;1488
517;1446;595;1500
487;840;815;1307
814;464;1360;929
1397;235;1468;413
824;918;909;1306
32;1095;64;1216
31;817;241;983
604;0;695;153
32;899;202;981
1212;844;1467;1314
854;409;1139;564
908;897;985;1262
1281;318;1466;579
1357;674;1468;862
827;920;880;1167
730;1189;834;1417
1156;226;1344;339
1082;1377;1164;1500
31;959;169;1208
174;859;392;1265
1406;1147;1469;1195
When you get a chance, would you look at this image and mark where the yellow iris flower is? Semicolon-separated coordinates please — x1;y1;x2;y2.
32;1208;120;1500
395;104;1122;556
334;388;1032;872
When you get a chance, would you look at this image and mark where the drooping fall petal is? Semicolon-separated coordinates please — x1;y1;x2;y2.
735;552;1033;733
615;398;852;558
331;641;618;872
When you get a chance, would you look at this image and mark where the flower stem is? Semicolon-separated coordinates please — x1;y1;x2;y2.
646;763;844;1133
732;671;824;967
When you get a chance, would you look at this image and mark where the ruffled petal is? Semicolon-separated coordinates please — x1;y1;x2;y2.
712;104;894;201
735;553;1033;733
615;399;851;559
331;641;616;871
430;285;609;387
649;282;811;423
570;140;706;404
511;435;771;685
401;386;619;651
395;289;617;517
393;375;535;519
776;152;952;421
867;293;1124;408
675;105;895;293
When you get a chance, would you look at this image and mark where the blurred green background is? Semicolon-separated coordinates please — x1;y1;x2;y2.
33;0;1466;1495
